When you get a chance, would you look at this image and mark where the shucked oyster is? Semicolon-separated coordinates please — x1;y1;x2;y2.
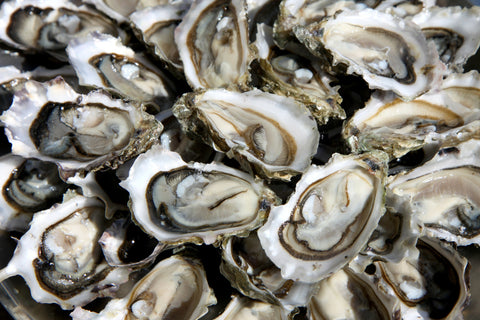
258;151;388;283
173;89;320;180
120;145;277;245
175;0;251;89
0;0;122;60
67;32;175;110
71;254;216;320
0;194;131;309
0;154;70;231
295;8;444;100
344;70;480;159
1;77;162;177
387;138;480;246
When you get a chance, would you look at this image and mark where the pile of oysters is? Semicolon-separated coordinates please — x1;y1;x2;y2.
0;0;479;319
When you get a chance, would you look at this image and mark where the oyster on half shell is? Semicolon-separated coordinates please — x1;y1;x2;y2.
258;151;388;283
120;145;277;245
0;194;132;309
173;89;320;180
1;77;162;177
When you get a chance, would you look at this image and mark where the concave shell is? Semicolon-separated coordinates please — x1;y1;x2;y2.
307;266;401;320
343;70;480;159
220;233;317;310
130;1;192;71
254;23;345;125
173;88;320;180
174;0;251;89
258;151;388;283
67;32;174;108
70;254;216;320
0;0;122;59
0;194;132;309
387;138;480;246
295;8;444;100
353;237;470;320
120;145;277;245
410;5;480;71
0;154;70;231
0;77;162;177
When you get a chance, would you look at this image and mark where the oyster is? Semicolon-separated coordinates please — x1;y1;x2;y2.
220;233;317;310
70;254;216;320
0;154;70;231
0;194;131;309
130;0;192;71
84;0;169;22
387;138;480;246
360;237;470;319
258;152;388;283
254;23;345;125
295;8;444;100
175;0;251;89
173;89;320;180
343;70;480;159
411;6;480;70
67;32;175;110
0;0;122;60
308;267;400;319
120;145;277;245
1;77;162;176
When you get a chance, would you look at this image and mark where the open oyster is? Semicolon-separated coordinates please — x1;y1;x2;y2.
173;89;320;180
0;194;132;309
120;145;277;245
175;0;251;89
1;77;162;177
220;233;317;310
308;266;400;319
411;5;480;71
130;0;193;71
70;254;216;320
295;8;444;100
344;70;480;159
254;23;345;125
387;138;480;246
0;0;122;60
0;155;71;231
67;32;175;110
258;151;388;283
214;295;288;320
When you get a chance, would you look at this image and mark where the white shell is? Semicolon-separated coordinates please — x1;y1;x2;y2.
0;194;131;309
1;77;162;176
258;152;388;283
120;145;275;245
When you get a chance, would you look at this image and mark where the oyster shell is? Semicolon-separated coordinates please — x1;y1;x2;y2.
67;32;175;110
220;233;317;310
254;23;345;125
0;0;122;60
387;138;480;246
0;155;71;231
1;77;162;177
0;194;131;309
343;70;480;159
130;1;192;71
70;254;216;320
84;0;169;22
173;89;320;180
258;151;388;283
411;5;480;71
295;8;444;100
175;0;251;89
308;267;401;319
120;145;277;245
